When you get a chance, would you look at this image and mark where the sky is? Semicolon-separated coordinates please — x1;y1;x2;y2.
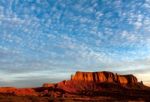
0;0;150;87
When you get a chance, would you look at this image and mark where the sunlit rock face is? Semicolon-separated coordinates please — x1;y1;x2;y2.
117;75;138;85
71;71;138;85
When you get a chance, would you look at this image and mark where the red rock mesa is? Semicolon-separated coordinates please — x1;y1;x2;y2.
71;71;138;85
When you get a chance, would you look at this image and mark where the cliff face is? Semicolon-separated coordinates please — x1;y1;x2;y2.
71;71;138;85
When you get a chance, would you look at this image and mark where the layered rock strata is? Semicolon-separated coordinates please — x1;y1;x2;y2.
71;71;138;85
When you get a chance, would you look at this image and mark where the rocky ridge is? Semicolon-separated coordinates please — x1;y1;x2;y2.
0;71;149;101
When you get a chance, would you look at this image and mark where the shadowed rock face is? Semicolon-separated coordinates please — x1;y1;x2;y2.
71;71;138;85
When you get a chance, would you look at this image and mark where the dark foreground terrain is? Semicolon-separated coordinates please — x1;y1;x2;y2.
0;88;149;102
0;96;131;102
0;71;150;102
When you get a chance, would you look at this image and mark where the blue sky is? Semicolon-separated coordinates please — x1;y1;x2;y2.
0;0;150;87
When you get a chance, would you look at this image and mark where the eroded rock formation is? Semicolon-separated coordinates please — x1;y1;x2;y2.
0;71;145;98
71;71;138;85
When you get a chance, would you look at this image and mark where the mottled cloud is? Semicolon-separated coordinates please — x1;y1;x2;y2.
0;0;150;86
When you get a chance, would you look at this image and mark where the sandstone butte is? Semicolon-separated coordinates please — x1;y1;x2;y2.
71;71;138;85
0;71;149;101
0;71;145;97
